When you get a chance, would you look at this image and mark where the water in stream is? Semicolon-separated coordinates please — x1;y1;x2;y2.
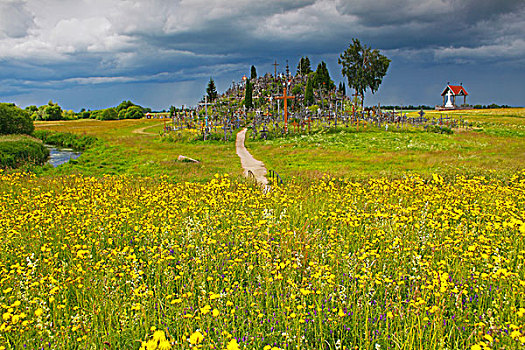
45;145;82;167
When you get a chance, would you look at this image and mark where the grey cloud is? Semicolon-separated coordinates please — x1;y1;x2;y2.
0;0;34;38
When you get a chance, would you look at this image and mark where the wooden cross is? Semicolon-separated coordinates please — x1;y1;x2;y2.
275;84;295;133
292;119;298;133
273;60;279;79
199;96;214;140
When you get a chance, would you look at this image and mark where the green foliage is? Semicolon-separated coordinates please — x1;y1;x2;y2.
33;130;98;151
98;108;118;121
339;38;391;106
34;101;63;121
117;100;135;113
305;77;314;106
245;79;253;109
206;77;218;102
0;137;49;168
291;83;303;96
250;65;257;80
426;125;454;134
0;103;35;135
338;82;346;96
63;110;77;120
313;61;335;91
297;57;312;75
124;106;145;119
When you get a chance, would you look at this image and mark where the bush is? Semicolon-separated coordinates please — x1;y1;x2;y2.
425;125;453;134
124;106;145;119
0;103;35;135
97;108;118;120
0;138;49;168
33;130;98;151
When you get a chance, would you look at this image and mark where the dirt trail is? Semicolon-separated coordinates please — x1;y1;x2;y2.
131;123;164;135
236;128;268;186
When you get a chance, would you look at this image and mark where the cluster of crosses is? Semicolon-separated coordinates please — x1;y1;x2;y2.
167;62;470;141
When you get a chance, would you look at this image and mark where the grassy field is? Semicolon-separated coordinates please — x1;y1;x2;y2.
1;108;519;350
246;108;525;180
34;119;241;182
1;171;524;349
33;108;525;181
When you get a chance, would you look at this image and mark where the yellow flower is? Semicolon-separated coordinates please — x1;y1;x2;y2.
511;330;521;339
34;308;43;317
200;305;212;315
189;330;205;345
212;308;220;317
158;340;171;350
471;345;481;350
153;330;166;342
146;339;158;350
387;311;394;319
226;338;240;350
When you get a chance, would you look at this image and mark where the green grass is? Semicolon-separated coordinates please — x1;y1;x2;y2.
0;135;49;169
34;119;243;182
33;109;525;181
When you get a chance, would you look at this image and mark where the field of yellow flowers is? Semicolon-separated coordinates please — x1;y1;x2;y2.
1;171;525;349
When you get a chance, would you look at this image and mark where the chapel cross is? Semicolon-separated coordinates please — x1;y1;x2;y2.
275;83;295;133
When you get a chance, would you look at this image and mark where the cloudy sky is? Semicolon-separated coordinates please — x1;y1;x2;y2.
0;0;524;110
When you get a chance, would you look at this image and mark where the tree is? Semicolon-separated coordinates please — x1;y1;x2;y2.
37;101;63;121
244;79;253;109
297;57;312;75
338;82;346;96
339;38;390;110
98;108;118;120
304;75;314;106
250;65;257;80
0;103;34;135
206;77;218;102
313;61;335;91
117;100;134;113
125;106;145;119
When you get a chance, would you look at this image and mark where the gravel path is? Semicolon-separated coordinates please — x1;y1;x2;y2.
236;128;268;186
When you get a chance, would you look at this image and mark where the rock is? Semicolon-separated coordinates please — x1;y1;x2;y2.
177;155;200;163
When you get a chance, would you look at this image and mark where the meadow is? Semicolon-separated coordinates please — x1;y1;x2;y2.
1;171;524;349
246;108;525;180
0;108;522;349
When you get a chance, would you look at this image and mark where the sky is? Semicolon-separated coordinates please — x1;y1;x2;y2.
0;0;524;111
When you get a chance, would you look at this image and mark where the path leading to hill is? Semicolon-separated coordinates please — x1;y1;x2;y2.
236;128;268;186
132;123;164;135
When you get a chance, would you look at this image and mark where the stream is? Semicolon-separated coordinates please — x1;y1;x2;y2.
45;145;82;167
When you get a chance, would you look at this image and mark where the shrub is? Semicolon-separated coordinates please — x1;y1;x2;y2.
0;138;49;168
98;108;118;120
124;106;145;119
33;130;98;151
0;103;35;135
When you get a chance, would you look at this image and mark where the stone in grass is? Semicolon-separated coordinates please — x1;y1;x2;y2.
177;155;200;163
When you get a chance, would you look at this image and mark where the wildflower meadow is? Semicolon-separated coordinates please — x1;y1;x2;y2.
1;170;524;349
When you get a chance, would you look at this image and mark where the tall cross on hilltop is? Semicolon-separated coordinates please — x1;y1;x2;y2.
275;81;295;133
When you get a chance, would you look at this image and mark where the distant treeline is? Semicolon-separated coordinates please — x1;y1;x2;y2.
473;104;513;109
23;100;152;121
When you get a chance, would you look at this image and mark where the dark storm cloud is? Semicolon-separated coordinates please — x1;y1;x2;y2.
0;0;523;109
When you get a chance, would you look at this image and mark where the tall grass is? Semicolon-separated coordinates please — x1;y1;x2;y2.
1;172;524;349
